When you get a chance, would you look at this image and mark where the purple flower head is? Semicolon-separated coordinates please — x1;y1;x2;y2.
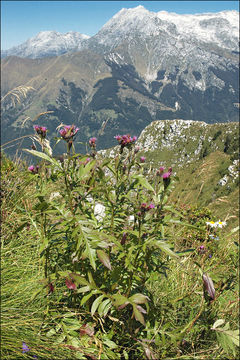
22;342;30;354
28;165;35;173
115;134;137;148
148;203;155;210
157;166;165;176
168;167;173;173
115;135;121;142
140;156;146;163
200;245;205;250
141;203;147;209
28;165;39;174
34;125;47;138
162;172;171;179
134;146;140;154
89;137;97;147
59;125;79;141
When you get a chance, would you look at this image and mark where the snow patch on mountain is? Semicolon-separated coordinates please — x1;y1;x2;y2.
2;31;90;58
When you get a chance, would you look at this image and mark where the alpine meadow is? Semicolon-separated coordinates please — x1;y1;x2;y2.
1;5;239;360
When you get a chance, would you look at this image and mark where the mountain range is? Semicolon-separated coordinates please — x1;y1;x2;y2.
1;6;239;156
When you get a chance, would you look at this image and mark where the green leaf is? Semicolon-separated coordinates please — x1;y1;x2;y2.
86;242;96;270
151;240;179;259
98;299;111;316
76;286;91;294
132;175;155;192
129;293;150;304
46;328;56;337
103;338;118;349
169;219;205;231
112;294;129;307
81;291;94;306
91;294;106;316
212;320;239;355
69;273;89;286
212;319;225;329
164;206;183;218
14;222;28;233
24;149;62;169
133;304;145;325
97;249;112;270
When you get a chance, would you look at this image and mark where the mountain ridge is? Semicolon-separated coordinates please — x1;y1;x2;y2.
1;6;239;155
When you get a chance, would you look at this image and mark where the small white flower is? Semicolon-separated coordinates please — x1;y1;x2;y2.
206;221;217;228
216;220;227;228
94;203;106;222
49;192;61;201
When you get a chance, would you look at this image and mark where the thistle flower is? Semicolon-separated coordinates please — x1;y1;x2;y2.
156;166;164;176
140;156;146;163
140;202;155;213
28;165;39;174
59;125;79;140
34;125;47;138
147;203;155;210
89;137;97;147
114;134;137;149
162;172;171;179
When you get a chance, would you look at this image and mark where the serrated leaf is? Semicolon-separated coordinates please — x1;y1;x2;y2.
91;294;106;316
97;249;112;270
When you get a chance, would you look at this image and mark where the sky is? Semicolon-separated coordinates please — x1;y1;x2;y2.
1;1;239;50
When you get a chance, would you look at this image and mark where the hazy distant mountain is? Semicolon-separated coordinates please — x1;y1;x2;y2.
1;31;90;58
1;6;239;157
